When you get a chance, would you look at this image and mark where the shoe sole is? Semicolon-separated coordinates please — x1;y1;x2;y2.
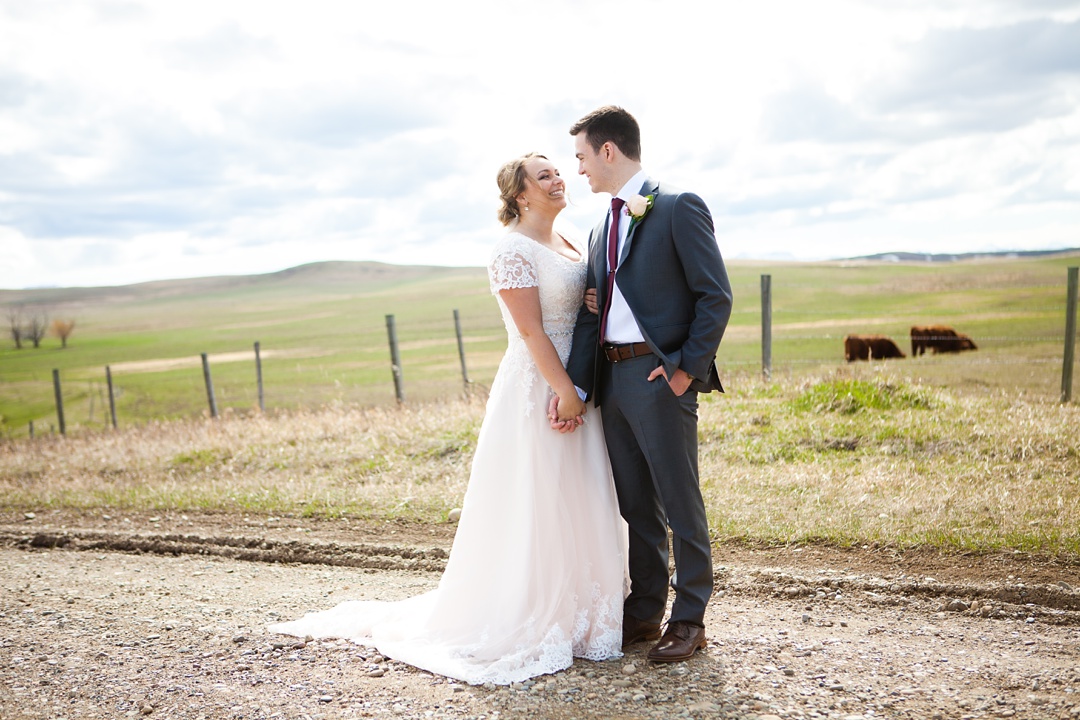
622;630;662;649
646;637;707;663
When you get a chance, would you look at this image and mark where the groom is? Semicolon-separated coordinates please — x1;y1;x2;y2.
561;106;732;662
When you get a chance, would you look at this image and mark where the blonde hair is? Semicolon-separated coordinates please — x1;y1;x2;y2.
496;152;546;226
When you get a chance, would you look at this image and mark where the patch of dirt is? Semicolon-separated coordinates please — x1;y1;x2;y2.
2;510;1079;720
107;348;332;375
6;509;1075;588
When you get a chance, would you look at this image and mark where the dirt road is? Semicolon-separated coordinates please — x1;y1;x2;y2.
2;511;1078;720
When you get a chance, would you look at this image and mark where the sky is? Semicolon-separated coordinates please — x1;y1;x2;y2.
1;0;1079;289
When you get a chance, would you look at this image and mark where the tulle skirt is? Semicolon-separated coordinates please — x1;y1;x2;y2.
270;354;627;685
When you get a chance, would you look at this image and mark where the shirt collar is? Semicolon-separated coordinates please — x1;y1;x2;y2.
614;169;649;205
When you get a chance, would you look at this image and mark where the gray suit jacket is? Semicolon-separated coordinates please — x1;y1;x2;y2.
566;178;733;403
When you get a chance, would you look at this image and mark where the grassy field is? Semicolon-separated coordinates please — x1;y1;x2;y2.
2;370;1077;555
2;254;1079;555
1;262;505;433
2;253;1077;437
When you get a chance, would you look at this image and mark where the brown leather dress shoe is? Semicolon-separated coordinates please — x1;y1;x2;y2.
647;621;707;663
622;615;662;648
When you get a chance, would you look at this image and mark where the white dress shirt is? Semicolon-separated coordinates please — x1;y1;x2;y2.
604;169;649;344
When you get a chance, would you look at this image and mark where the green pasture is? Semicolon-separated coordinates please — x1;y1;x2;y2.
2;254;1078;438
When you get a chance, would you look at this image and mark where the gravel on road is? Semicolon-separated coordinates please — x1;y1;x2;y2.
2;511;1079;720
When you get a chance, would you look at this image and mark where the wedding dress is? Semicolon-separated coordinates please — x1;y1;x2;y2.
269;231;627;685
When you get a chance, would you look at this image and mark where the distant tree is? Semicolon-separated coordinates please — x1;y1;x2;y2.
26;311;48;349
7;307;23;349
51;319;76;348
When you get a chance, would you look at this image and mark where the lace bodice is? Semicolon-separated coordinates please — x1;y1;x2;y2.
488;232;587;414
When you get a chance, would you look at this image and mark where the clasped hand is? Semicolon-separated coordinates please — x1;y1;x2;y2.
547;395;585;434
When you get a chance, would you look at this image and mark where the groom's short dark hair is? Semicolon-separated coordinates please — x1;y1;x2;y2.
570;106;641;162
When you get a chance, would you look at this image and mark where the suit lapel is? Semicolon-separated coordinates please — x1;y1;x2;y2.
619;178;659;265
591;215;609;289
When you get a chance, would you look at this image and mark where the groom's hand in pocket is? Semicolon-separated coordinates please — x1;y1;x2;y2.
648;365;693;397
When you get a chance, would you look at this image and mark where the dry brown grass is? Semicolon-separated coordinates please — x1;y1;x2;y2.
2;370;1078;555
0;399;483;522
699;367;1080;554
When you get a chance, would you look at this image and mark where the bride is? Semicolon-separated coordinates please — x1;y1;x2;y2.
270;152;627;685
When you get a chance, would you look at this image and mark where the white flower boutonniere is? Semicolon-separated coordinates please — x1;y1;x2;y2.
625;194;654;223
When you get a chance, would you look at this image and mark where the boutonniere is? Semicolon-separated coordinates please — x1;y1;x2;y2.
625;194;654;223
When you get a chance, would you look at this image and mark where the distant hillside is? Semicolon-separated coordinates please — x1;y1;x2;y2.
5;250;1079;305
850;248;1080;263
0;261;487;306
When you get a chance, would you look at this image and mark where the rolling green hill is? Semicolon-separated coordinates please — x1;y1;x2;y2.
2;253;1078;438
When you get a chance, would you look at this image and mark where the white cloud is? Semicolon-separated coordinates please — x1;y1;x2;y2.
1;0;1079;288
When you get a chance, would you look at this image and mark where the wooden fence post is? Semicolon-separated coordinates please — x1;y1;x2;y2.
1063;266;1078;404
52;368;66;435
386;314;405;403
761;274;772;381
201;353;218;418
254;341;265;412
86;379;95;424
106;365;118;429
29;420;34;439
453;309;470;391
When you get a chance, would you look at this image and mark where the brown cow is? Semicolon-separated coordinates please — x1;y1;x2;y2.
844;334;906;362
949;333;978;353
910;325;977;355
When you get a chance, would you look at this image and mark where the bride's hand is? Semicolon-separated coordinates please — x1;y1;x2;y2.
584;288;598;315
547;395;571;433
557;393;586;424
548;395;584;433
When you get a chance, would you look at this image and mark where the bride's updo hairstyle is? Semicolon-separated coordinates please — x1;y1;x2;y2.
496;152;546;226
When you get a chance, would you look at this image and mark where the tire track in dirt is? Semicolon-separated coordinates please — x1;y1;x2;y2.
3;526;1078;622
0;528;448;573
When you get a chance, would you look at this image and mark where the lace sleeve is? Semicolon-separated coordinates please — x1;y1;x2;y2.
489;240;538;294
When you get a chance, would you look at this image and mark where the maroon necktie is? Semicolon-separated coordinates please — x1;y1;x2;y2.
599;197;625;344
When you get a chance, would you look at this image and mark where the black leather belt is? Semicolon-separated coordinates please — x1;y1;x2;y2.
603;342;653;363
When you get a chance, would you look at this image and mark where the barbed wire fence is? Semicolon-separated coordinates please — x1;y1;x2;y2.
751;267;1078;403
9;266;1080;439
